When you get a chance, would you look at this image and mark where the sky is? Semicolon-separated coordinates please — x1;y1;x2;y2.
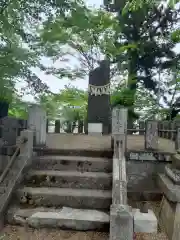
20;0;180;102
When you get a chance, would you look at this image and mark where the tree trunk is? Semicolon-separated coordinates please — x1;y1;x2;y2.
0;101;9;118
0;101;9;138
46;119;49;133
54;120;60;133
84;119;88;134
78;120;83;133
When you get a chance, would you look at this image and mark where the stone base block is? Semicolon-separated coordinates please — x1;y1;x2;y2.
132;208;157;233
159;196;180;240
88;123;102;135
110;204;134;240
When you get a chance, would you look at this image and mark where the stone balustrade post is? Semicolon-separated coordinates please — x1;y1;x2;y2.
175;128;180;151
110;106;134;240
139;121;145;135
19;130;34;164
27;105;47;146
145;120;158;150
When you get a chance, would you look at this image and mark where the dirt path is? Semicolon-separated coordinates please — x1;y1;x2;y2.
1;202;168;240
1;226;109;240
1;226;168;240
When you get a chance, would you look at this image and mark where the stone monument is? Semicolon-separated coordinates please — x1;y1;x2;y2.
87;60;111;135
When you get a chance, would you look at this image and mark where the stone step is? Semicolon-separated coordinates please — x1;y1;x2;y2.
32;155;112;173
16;187;112;210
33;147;113;158
24;170;112;190
7;206;109;231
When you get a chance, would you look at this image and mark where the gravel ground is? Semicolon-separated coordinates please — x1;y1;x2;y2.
1;201;168;240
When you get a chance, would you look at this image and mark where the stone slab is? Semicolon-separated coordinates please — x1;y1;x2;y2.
132;208;157;233
165;165;180;185
158;174;180;202
28;207;109;230
7;206;109;231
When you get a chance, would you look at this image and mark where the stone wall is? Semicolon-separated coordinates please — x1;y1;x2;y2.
127;160;168;193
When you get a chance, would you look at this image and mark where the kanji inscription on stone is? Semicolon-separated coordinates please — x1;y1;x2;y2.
145;120;158;150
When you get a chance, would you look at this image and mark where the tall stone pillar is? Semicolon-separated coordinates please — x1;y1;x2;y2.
87;60;111;135
27;105;47;146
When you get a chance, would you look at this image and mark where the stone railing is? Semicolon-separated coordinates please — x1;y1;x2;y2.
0;129;33;228
110;107;134;240
128;120;180;151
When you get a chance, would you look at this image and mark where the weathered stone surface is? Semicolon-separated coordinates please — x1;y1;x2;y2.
158;174;180;202
28;207;109;230
0;117;20;146
25;170;112;190
165;165;180;185
110;204;134;240
159;196;178;240
172;154;180;170
127;161;165;193
145;121;158;150
132;208;157;233
16;187;112;209
32;155;112;173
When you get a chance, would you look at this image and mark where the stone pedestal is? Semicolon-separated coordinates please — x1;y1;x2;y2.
158;153;180;239
28;105;47;146
110;204;134;240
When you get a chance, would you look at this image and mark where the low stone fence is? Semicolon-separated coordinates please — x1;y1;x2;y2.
128;120;180;151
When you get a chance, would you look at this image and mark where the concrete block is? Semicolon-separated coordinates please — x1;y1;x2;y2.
132;208;157;233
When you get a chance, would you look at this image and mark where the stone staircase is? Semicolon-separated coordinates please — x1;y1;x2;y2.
6;149;112;231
